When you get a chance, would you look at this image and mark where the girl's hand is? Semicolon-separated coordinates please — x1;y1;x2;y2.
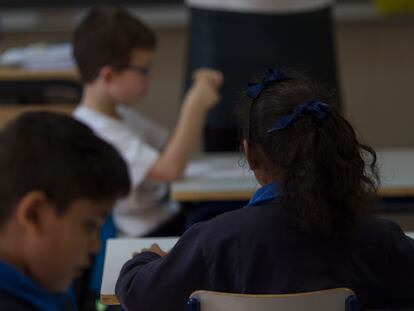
133;243;167;257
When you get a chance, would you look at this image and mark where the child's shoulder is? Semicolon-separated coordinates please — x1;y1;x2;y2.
193;204;288;235
191;206;255;241
359;216;405;237
352;216;412;256
74;105;138;139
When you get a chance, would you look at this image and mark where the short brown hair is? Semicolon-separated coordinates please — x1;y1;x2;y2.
72;6;156;83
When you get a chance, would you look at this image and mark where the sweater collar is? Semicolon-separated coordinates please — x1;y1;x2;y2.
248;182;282;207
0;260;75;311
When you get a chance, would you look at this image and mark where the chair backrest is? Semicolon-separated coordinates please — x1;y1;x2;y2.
187;288;358;311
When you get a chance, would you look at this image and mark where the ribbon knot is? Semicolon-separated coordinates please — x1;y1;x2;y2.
267;100;330;133
246;68;289;99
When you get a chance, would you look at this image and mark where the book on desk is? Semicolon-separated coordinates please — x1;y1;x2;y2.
100;237;179;305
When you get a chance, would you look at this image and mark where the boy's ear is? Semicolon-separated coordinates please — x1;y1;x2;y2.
15;191;53;234
99;65;115;84
243;139;259;170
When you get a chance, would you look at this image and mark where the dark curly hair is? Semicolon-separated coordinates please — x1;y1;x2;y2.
238;70;379;236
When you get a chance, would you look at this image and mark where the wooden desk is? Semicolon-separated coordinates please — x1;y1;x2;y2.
171;149;414;202
100;232;414;305
0;67;80;104
101;237;179;305
377;149;414;197
171;153;257;202
0;67;78;81
0;104;76;128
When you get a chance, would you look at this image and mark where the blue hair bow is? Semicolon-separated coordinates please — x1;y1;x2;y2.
267;100;330;133
246;68;289;99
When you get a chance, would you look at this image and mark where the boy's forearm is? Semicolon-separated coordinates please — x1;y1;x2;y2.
148;68;223;181
149;101;207;181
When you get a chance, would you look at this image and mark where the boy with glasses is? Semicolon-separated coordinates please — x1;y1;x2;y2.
72;6;223;240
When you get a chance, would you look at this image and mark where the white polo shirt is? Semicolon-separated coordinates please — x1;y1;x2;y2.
186;0;334;14
74;104;173;237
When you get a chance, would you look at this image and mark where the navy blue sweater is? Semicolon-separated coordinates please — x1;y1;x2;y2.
115;205;414;311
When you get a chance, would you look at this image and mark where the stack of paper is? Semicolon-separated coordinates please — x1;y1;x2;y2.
0;43;75;70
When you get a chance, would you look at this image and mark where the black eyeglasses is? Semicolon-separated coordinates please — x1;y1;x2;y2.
124;65;151;77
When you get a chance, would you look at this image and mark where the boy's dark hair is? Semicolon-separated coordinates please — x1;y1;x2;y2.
238;69;379;236
0;112;130;228
72;6;156;83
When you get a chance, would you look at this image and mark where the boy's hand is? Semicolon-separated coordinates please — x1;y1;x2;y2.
133;243;167;257
193;68;224;88
184;68;224;111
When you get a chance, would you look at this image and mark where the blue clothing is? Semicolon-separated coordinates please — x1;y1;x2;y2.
247;182;281;206
116;186;414;311
0;261;76;311
89;214;117;293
